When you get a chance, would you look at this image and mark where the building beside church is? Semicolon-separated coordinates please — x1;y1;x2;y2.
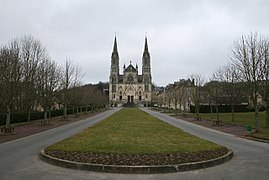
109;36;152;107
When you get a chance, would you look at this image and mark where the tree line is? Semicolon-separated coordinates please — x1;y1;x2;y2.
155;32;269;130
0;35;108;132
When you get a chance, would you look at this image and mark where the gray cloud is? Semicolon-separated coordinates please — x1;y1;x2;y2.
1;0;269;86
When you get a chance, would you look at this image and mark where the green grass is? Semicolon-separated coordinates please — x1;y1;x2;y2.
190;112;269;139
196;112;265;126
46;108;223;154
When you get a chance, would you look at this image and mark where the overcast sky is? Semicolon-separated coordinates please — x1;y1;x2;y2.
1;0;269;86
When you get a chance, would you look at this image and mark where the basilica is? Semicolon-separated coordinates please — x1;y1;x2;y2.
109;36;152;107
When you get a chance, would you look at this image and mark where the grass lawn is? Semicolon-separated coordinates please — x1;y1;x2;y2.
46;108;223;154
190;112;269;139
151;107;269;139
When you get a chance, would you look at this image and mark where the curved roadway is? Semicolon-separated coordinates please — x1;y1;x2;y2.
0;108;268;180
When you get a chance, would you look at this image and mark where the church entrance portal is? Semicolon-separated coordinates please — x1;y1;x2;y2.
127;95;134;103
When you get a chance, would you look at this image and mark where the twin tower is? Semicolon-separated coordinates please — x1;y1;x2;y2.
109;36;152;107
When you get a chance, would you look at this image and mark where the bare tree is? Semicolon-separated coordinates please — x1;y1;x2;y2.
190;74;204;119
213;63;240;122
91;87;108;109
156;90;165;108
231;32;263;130
165;90;172;109
171;87;179;115
204;82;215;119
259;38;269;127
0;39;22;132
60;59;75;119
20;36;44;121
172;84;187;116
37;58;60;125
205;81;220;121
72;66;84;116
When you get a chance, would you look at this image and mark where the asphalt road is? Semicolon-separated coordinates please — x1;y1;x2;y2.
0;108;269;180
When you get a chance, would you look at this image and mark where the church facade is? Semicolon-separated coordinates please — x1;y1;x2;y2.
109;36;152;107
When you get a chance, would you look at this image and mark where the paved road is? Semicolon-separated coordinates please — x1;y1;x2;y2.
1;108;269;180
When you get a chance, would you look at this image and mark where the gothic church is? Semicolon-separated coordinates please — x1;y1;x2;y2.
109;36;152;107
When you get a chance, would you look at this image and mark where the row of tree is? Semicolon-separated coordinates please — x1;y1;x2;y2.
0;35;108;131
156;32;269;130
215;32;269;129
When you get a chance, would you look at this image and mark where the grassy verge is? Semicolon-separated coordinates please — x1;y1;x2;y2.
151;107;269;139
165;109;269;139
196;112;269;139
46;108;223;154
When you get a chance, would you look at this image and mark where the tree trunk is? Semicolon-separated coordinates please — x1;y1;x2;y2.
210;103;213;120
6;105;11;128
195;104;199;118
76;106;79;117
43;110;47;125
179;100;182;116
48;110;51;124
231;103;235;122
216;105;219;121
253;91;260;130
174;99;178;115
27;110;31;122
255;105;260;130
64;105;67;118
266;106;269;128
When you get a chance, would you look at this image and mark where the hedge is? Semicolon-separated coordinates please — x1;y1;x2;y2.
0;104;106;126
190;105;255;113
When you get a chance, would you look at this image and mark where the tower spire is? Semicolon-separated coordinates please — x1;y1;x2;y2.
144;36;148;52
113;35;118;52
142;36;150;60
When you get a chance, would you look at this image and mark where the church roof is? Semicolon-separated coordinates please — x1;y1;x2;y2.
125;64;137;72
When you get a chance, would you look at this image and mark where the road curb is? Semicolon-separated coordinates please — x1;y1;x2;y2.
40;149;233;174
242;135;269;143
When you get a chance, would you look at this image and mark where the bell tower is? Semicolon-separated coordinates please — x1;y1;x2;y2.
142;36;152;94
109;36;120;102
